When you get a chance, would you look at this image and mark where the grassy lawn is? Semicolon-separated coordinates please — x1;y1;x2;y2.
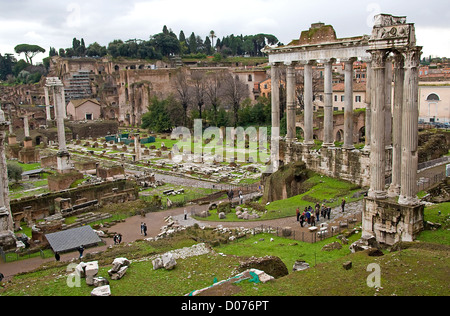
264;174;362;219
2;224;448;296
139;183;223;207
416;201;450;245
199;173;363;222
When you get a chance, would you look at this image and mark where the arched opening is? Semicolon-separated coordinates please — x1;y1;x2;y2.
336;129;344;142
35;136;43;146
426;93;440;101
296;127;304;140
114;65;120;72
359;126;365;143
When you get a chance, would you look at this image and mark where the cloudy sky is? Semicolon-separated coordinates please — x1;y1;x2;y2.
0;0;449;63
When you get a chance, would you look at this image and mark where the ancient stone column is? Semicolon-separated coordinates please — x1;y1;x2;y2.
270;63;280;171
54;83;71;173
343;58;356;149
399;47;422;206
61;88;67;119
364;61;372;151
368;50;388;200
385;56;393;146
23;115;30;138
323;59;334;147
285;62;296;142
388;53;405;197
44;86;52;122
134;133;141;162
0;108;15;240
271;63;280;133
303;61;314;145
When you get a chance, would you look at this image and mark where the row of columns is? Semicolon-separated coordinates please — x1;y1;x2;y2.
367;47;422;205
46;78;72;174
44;81;67;122
270;47;421;206
270;58;361;149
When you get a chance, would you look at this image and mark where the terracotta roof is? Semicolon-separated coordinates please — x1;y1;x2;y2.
333;82;366;92
70;99;101;108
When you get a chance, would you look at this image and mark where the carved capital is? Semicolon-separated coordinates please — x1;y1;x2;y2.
403;47;422;69
393;52;405;69
368;50;389;68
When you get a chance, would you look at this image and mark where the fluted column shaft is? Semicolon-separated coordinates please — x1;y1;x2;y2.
399;47;422;205
388;53;405;197
368;50;388;199
271;64;280;134
0;110;13;231
55;86;67;152
271;63;280;171
364;62;372;150
286;63;296;142
385;57;393;146
134;133;141;162
23;116;30;138
44;86;52;122
344;59;355;149
303;62;314;145
323;60;334;146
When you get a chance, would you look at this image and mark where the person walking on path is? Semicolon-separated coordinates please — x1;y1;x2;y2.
140;222;144;235
296;207;300;222
54;252;60;262
143;223;148;236
341;199;346;212
77;245;84;259
184;208;188;220
299;212;305;227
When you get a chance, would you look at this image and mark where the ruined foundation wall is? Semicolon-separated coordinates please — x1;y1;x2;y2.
363;198;424;245
10;179;138;220
286;142;378;188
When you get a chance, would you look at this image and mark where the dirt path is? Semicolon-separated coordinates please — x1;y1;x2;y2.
0;196;362;282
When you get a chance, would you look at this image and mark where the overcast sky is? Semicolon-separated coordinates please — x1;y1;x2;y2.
0;0;449;63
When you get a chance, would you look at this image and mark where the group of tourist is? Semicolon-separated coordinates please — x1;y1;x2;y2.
296;202;331;227
227;189;244;205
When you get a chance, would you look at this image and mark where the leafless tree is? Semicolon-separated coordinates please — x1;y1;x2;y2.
220;73;249;127
191;70;207;119
173;68;192;126
205;70;225;125
295;67;323;112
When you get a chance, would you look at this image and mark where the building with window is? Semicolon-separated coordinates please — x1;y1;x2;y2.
66;99;101;121
418;82;450;124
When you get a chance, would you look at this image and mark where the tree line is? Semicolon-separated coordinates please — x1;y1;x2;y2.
54;26;280;59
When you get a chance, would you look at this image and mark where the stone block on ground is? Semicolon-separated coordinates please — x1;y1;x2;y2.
91;285;111;296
